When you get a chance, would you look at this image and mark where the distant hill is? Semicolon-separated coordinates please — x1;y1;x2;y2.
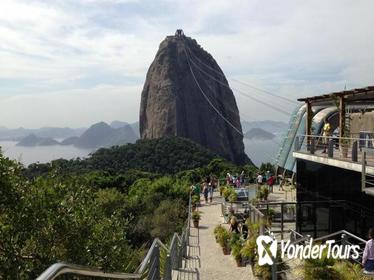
241;120;287;135
110;121;129;129
131;122;140;137
60;136;79;145
0;126;84;141
244;128;275;140
17;134;60;147
74;122;138;149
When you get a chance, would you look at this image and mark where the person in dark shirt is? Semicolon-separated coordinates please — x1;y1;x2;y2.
229;216;240;234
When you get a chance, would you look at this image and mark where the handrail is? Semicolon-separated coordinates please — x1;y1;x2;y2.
37;194;192;280
289;229;303;239
136;238;169;273
314;229;367;244
298;134;374;142
36;263;141;280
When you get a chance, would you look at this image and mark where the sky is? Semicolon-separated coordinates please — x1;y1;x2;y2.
0;0;374;128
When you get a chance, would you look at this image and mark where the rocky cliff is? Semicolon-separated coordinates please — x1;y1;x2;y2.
139;34;250;164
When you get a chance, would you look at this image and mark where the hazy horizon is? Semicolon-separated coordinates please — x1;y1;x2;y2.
1;0;374;128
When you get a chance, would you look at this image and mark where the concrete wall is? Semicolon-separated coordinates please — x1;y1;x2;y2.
351;111;374;135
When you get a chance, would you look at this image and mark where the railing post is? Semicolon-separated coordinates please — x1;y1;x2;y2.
164;254;172;280
341;233;348;252
352;141;358;162
178;243;183;269
294;136;299;151
260;220;264;236
362;150;366;192
328;139;334;158
310;136;315;154
281;203;284;240
271;258;277;280
148;244;160;280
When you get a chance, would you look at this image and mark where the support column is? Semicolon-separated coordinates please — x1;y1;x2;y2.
339;95;346;148
305;101;312;147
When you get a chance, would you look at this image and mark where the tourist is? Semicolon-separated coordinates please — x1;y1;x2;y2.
265;170;270;181
241;223;248;239
236;175;241;188
267;174;275;193
240;170;245;186
226;173;232;185
363;228;374;272
194;182;201;197
208;182;213;203
322;118;331;153
203;182;209;203
257;173;263;188
229;216;240;234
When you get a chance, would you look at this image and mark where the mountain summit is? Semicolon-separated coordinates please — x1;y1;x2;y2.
139;32;250;164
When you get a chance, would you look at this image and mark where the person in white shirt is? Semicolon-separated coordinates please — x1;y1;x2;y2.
257;173;263;188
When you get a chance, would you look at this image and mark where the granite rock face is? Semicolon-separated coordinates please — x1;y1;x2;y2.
139;34;250;164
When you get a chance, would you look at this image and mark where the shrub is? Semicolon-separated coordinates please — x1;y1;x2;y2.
214;225;226;242
192;211;201;221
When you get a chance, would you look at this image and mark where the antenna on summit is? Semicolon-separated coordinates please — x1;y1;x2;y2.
175;29;185;38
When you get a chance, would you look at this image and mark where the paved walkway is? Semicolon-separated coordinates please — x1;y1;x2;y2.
197;195;255;280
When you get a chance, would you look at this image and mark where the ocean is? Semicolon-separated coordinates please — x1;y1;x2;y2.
0;137;281;167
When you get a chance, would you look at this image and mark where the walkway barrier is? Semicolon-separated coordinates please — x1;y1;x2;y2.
37;195;192;280
221;199;266;235
255;201;297;239
294;134;374;167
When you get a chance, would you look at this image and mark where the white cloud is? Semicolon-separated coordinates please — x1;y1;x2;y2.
0;84;141;128
0;0;373;127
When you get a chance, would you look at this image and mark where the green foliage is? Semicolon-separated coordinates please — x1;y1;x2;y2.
231;243;242;262
303;247;337;280
192;211;201;221
216;227;230;249
240;235;257;263
214;225;226;242
24;137;219;178
192;195;200;205
223;186;235;201
229;233;241;249
259;162;274;174
256;186;269;201
228;191;238;203
332;261;370;280
254;248;289;280
206;158;236;178
0;150;190;279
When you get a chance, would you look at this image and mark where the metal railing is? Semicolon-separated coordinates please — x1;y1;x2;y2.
37;195;192;280
294;134;374;166
221;199;266;235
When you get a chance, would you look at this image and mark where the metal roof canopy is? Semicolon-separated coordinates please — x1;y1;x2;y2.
298;86;374;105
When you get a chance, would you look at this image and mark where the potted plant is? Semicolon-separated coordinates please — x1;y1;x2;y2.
228;191;238;203
223;187;233;201
214;224;225;242
266;208;275;227
217;228;230;255
192;195;200;210
192;211;201;228
231;243;243;267
240;235;257;265
219;185;225;197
